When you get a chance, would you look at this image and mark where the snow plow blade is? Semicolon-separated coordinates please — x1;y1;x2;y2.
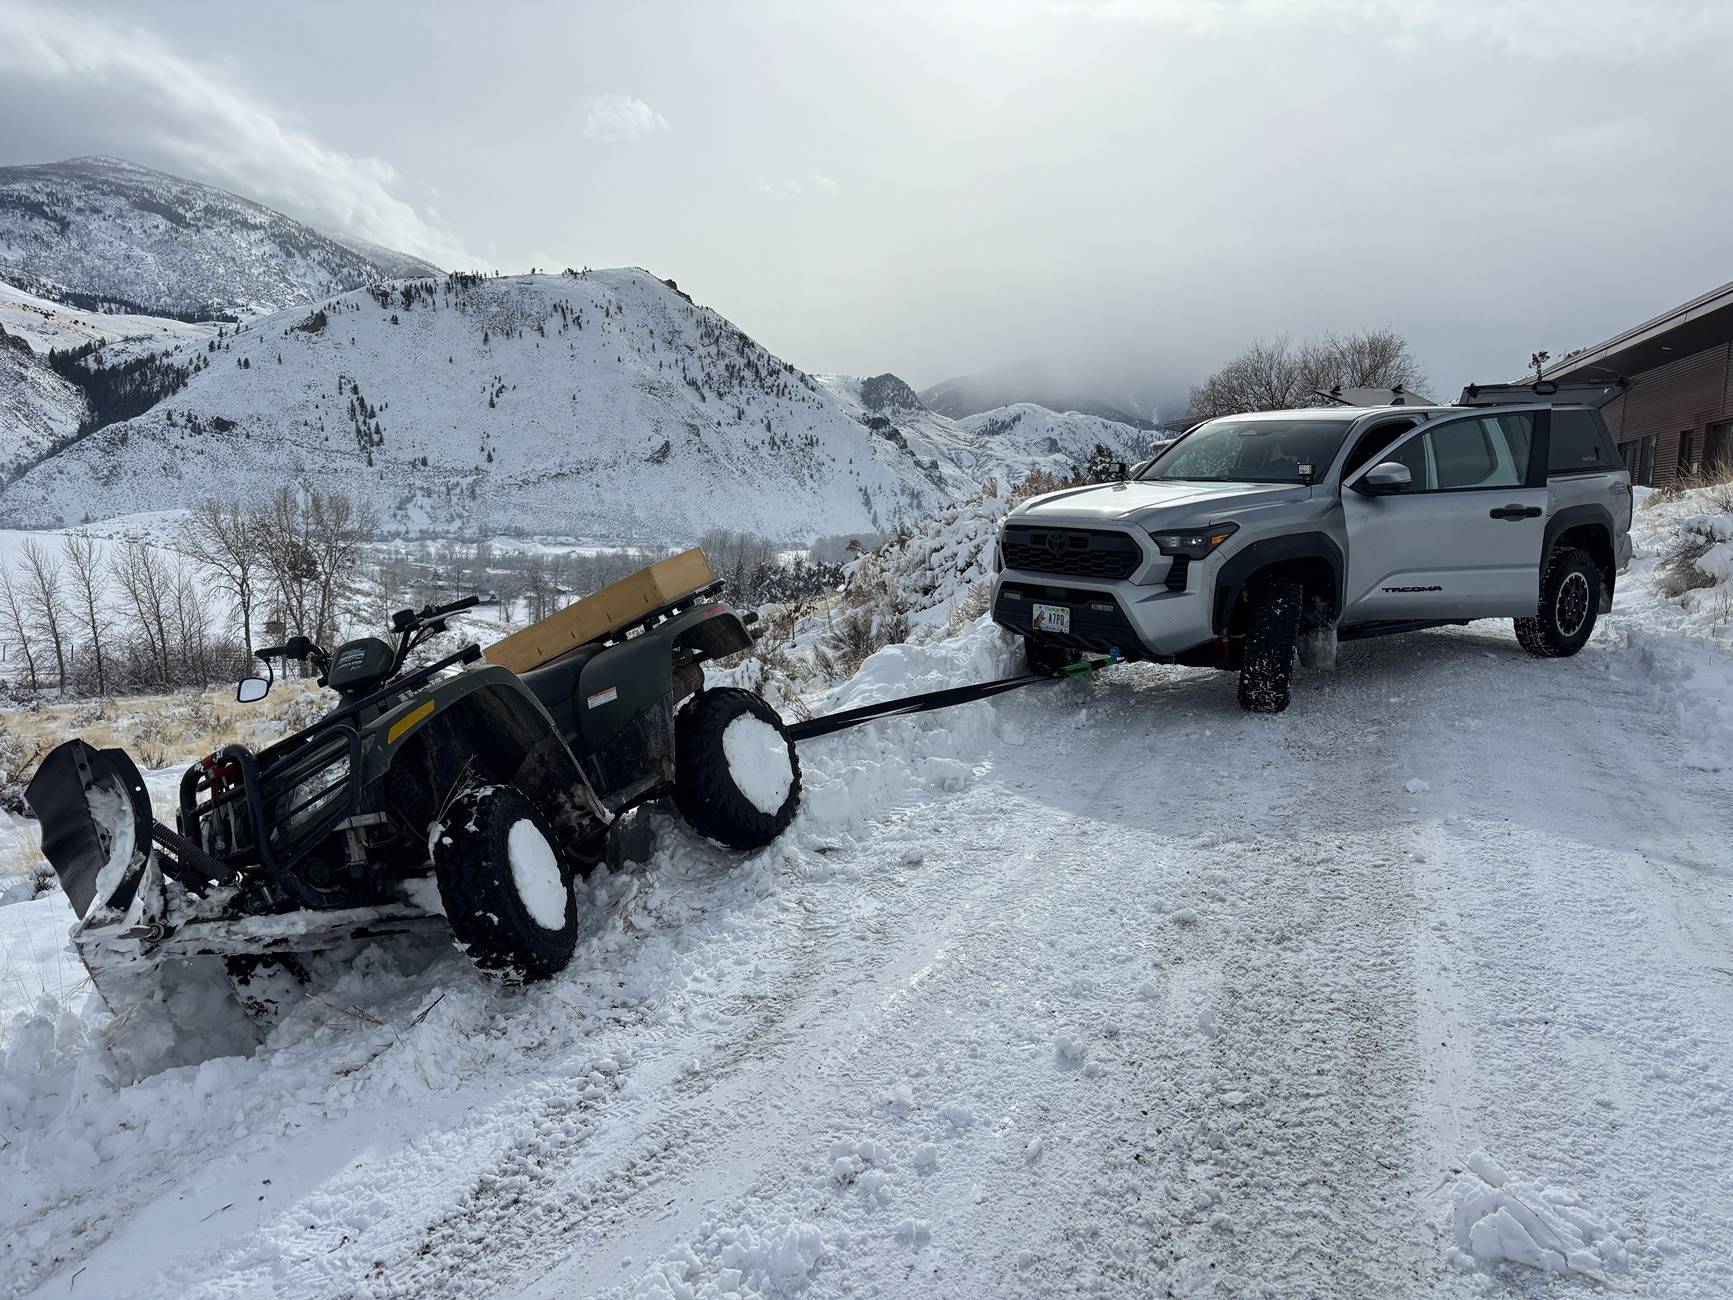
25;739;155;919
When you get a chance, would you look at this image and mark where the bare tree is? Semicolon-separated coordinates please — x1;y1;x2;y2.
181;498;262;654
256;487;319;655
169;566;215;687
305;490;378;644
19;540;69;692
110;540;176;688
64;533;108;696
1188;329;1431;421
0;563;40;691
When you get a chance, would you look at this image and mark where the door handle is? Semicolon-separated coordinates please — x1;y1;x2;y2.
1489;505;1542;520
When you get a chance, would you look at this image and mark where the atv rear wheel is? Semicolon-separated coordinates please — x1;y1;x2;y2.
674;688;801;850
433;784;579;980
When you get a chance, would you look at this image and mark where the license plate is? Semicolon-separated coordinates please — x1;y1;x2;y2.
1032;603;1070;634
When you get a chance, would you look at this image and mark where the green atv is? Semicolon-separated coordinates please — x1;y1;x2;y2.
27;582;800;1058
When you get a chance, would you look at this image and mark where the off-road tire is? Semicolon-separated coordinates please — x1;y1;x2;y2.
1515;548;1601;658
674;688;801;850
1238;575;1303;713
1024;637;1081;677
432;784;578;980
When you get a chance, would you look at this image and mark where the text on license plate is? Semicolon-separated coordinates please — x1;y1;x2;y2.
1032;603;1071;634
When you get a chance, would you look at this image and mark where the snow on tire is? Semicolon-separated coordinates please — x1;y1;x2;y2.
1238;574;1303;713
432;784;579;980
674;687;802;850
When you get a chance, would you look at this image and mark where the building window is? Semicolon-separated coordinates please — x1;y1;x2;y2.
1678;430;1694;476
1623;435;1657;486
1709;421;1733;473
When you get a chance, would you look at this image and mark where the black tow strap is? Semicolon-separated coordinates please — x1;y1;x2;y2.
788;655;1120;743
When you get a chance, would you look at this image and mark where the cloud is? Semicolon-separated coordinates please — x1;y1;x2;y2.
1070;0;1733;61
581;94;670;143
756;173;840;201
0;1;475;268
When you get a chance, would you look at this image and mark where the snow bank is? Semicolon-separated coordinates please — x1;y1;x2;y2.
1449;1151;1636;1279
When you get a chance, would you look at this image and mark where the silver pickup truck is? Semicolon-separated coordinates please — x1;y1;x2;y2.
991;388;1633;712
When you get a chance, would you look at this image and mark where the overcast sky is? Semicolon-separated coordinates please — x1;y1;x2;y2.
2;0;1730;412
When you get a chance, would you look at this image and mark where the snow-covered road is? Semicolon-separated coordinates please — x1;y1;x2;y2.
5;608;1732;1298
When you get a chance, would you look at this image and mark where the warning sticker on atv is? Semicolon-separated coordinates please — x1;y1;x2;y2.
587;686;618;709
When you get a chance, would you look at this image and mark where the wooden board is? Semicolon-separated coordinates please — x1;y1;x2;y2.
483;548;716;674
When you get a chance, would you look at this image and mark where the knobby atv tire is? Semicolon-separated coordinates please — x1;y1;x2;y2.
1025;637;1081;678
675;688;802;850
1515;547;1601;658
433;784;578;980
1238;575;1303;713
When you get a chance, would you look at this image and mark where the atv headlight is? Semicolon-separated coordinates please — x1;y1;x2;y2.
1150;522;1238;559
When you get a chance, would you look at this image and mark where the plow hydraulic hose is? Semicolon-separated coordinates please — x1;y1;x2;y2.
787;654;1120;744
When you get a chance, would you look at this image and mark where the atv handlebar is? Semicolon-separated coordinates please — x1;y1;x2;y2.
256;635;314;662
392;595;479;633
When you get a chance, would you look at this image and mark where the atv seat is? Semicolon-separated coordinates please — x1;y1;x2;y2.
519;647;602;739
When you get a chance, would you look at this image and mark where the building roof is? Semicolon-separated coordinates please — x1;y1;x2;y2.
1543;279;1733;382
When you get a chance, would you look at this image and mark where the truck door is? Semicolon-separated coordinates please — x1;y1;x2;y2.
1341;409;1548;621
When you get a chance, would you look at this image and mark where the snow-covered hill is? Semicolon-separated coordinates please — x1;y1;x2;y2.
0;278;211;355
0;325;84;485
0;270;1149;542
816;373;1149;493
0;157;439;320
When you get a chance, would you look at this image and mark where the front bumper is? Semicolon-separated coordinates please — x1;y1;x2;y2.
992;575;1224;665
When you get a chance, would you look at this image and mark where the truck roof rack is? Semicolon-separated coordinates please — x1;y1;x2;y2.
1311;384;1432;408
1457;378;1629;409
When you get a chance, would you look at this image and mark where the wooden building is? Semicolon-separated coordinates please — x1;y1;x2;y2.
1543;281;1733;486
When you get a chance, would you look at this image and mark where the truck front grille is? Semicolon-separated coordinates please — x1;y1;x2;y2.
1002;526;1141;580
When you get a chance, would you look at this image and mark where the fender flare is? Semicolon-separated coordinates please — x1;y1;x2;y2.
1543;503;1618;603
1543;502;1616;559
1213;533;1345;635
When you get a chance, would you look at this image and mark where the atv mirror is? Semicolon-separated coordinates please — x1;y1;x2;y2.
1355;461;1413;496
236;676;271;703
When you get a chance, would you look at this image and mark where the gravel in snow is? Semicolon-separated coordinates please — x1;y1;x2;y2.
2;517;1731;1298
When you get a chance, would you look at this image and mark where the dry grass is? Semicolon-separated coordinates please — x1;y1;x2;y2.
0;680;324;779
1644;462;1733;512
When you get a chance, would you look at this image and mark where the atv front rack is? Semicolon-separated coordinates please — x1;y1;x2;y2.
180;725;363;888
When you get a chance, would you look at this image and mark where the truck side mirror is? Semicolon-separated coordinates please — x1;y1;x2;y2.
1354;461;1414;496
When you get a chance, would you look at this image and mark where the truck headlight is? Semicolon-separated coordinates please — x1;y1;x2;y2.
1150;522;1238;558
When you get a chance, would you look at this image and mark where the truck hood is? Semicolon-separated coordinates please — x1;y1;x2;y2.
1010;479;1311;529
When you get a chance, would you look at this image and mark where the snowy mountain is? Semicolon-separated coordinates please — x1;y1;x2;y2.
0;157;439;320
0;270;1149;542
920;358;1170;430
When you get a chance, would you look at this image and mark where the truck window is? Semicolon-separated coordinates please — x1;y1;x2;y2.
1548;408;1619;473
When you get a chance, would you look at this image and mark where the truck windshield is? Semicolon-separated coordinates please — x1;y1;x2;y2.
1140;417;1354;484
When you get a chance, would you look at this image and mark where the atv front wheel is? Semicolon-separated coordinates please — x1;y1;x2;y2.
433;784;578;980
675;688;801;850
